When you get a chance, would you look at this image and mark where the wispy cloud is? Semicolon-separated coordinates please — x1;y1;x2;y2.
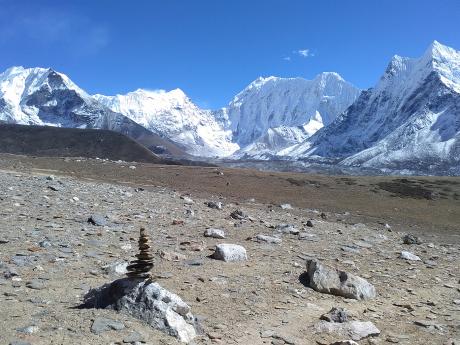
282;48;315;62
0;6;109;56
296;49;314;58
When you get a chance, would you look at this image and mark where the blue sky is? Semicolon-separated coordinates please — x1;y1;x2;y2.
0;0;459;108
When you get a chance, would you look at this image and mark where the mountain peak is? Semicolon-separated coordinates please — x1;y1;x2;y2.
424;40;456;59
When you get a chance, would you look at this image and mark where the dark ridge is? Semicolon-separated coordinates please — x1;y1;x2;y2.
0;124;165;164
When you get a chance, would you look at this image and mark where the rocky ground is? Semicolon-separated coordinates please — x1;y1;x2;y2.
0;157;459;345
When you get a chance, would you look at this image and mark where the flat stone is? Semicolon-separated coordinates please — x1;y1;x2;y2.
9;340;32;345
91;317;125;334
400;251;421;261
159;250;187;261
87;214;107;226
123;331;144;343
315;320;380;341
306;259;376;300
16;325;39;334
255;234;282;244
212;244;247;262
204;228;226;239
26;279;47;290
276;224;299;235
298;232;318;241
102;261;128;275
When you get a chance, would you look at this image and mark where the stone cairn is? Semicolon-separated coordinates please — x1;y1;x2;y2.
126;228;154;279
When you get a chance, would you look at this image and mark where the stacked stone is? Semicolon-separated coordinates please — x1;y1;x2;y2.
126;228;154;278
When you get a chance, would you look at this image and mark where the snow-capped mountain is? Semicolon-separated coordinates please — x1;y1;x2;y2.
283;41;460;175
216;72;360;157
94;89;238;157
0;66;184;156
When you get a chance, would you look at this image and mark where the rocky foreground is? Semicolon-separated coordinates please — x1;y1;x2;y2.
0;167;459;344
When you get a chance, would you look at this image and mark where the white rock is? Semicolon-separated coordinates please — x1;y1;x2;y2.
212;244;247;262
180;196;194;204
102;261;128;275
204;228;226;239
400;251;421;261
315;320;380;341
280;203;293;209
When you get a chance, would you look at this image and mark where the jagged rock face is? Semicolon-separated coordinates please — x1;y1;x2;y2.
286;41;460;175
221;73;360;148
0;67;184;156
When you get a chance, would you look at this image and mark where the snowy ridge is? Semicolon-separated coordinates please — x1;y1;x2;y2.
0;66;184;156
283;41;460;175
95;89;238;157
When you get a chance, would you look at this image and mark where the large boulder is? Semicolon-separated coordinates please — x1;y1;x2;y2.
306;260;376;300
212;244;247;262
82;278;198;343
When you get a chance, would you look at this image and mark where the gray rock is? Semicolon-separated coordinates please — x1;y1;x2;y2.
276;224;299;235
306;220;314;227
26;280;47;290
341;246;361;254
402;234;421;245
11;255;37;267
212;244;247;262
315;320;380;341
306;259;376;300
84;278;197;343
320;307;349;323
123;331;144;343
203;228;226;239
230;209;248;220
4;267;19;278
47;185;60;191
330;341;359;345
16;325;39;334
87;214;107;226
255;234;282;244
298;232;318;241
91;317;125;334
205;201;223;210
38;240;52;248
9;340;32;345
400;251;421;261
180;196;194;204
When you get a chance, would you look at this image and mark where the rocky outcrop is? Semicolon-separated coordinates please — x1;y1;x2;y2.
83;278;198;343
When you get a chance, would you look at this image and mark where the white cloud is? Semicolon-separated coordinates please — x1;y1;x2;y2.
283;56;291;61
